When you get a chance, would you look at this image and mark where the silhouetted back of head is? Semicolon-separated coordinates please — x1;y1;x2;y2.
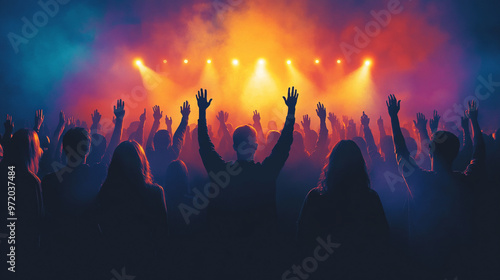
319;140;370;195
268;120;278;131
63;128;90;165
291;131;305;153
104;140;153;190
165;160;189;195
430;131;460;167
153;130;171;151
88;133;107;165
3;129;42;175
266;130;280;147
232;125;258;160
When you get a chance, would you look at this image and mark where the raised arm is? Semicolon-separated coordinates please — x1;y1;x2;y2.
197;88;226;172
130;109;146;146
388;95;410;159
90;109;101;135
146;105;162;151
253;110;265;146
102;99;125;165
361;112;383;164
170;101;190;157
429;110;440;135
310;103;329;162
2;115;14;148
165;114;173;135
262;87;298;175
461;113;472;151
216;110;231;149
464;101;485;176
33;109;44;134
377;116;386;144
413;112;431;157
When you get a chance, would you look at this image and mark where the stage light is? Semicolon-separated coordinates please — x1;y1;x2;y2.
232;59;239;66
258;59;266;65
184;59;188;64
287;60;292;65
364;60;372;66
135;60;142;66
337;59;342;64
163;59;167;64
315;59;320;64
207;59;212;64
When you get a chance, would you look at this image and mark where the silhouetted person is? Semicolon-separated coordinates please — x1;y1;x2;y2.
196;87;297;279
146;103;190;186
297;140;390;279
97;140;168;278
0;122;44;278
387;95;485;278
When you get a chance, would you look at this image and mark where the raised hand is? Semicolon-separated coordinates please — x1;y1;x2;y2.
59;111;66;125
316;102;326;121
253;110;260;123
360;111;370;127
91;109;101;125
153;105;163;121
282;86;299;109
465;100;478;122
301;115;311;129
139;108;146;122
165;115;172;127
460;113;469;131
114;99;125;120
196;88;212;111
216;111;229;123
342;115;349;128
4;114;14;133
413;112;427;132
429;110;440;133
67;117;76;129
328;112;337;125
386;94;400;118
180;101;191;118
34;109;44;131
377;116;384;128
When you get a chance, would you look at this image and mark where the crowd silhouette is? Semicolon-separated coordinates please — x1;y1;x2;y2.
0;87;499;280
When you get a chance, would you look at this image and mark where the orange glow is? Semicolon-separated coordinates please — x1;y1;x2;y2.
364;60;372;66
315;59;320;64
337;59;341;64
207;59;212;64
162;59;167;64
287;60;292;65
232;59;239;65
184;59;188;64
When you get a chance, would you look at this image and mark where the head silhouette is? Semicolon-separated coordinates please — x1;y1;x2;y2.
291;131;306;154
153;130;171;151
3;129;42;175
429;131;460;170
63;128;90;166
232;125;258;161
266;130;280;148
319;140;370;195
165;160;189;195
104;140;153;189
